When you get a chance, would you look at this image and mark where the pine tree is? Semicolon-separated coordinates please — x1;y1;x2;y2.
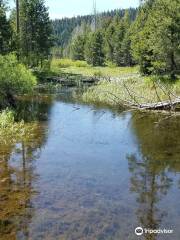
85;30;105;66
131;0;180;77
131;3;154;74
121;31;134;66
104;21;116;62
119;10;134;66
18;0;53;67
71;35;86;60
147;0;180;78
52;8;138;56
0;0;11;54
113;17;126;66
69;22;90;60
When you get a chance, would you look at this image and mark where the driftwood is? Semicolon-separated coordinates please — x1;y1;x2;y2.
92;83;180;111
46;75;180;112
134;99;180;110
46;76;98;85
121;80;180;112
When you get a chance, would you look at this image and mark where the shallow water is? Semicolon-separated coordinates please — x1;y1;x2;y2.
0;90;180;240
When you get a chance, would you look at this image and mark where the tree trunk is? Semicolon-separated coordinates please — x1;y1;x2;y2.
16;0;20;34
170;51;176;80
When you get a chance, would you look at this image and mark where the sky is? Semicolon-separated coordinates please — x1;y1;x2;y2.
9;0;140;19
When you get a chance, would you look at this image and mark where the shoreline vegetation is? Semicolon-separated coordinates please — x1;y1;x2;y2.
0;0;180;238
0;109;40;145
0;56;180;134
0;0;180;131
48;58;180;112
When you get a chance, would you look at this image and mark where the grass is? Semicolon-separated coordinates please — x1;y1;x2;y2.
50;58;180;109
51;58;139;78
82;77;180;108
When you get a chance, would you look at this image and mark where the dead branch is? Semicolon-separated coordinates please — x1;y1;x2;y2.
138;99;180;110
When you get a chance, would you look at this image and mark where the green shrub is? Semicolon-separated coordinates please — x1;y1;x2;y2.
0;109;14;128
0;54;37;92
0;54;37;106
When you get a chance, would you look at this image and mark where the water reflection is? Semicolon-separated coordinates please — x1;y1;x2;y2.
128;112;180;239
128;154;172;240
16;94;53;122
0;92;180;239
0;97;49;239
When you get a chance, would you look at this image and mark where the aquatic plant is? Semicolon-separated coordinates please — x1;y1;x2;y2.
0;109;39;145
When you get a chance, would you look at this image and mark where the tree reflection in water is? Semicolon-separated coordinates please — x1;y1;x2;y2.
0;96;51;240
128;154;172;240
128;112;180;240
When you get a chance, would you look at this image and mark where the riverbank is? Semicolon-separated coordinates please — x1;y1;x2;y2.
50;59;180;111
82;78;180;110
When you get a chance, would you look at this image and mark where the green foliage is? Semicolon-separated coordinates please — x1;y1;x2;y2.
73;60;89;68
71;35;86;60
65;9;136;67
112;18;126;66
148;0;180;77
0;54;37;106
104;22;116;62
131;5;153;75
15;0;53;67
93;70;103;78
51;46;63;58
0;109;14;128
52;8;138;53
53;59;139;77
131;0;180;78
109;10;135;67
52;58;89;69
0;0;12;54
85;31;105;66
52;8;137;66
0;109;40;145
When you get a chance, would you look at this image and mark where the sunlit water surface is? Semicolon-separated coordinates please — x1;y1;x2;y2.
0;90;180;240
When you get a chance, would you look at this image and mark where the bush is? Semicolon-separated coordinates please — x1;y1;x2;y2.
0;54;37;106
0;109;14;128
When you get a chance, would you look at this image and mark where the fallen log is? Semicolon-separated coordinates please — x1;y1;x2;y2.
137;99;180;110
46;76;99;85
120;80;180;111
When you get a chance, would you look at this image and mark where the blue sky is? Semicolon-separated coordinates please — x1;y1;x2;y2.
9;0;139;19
